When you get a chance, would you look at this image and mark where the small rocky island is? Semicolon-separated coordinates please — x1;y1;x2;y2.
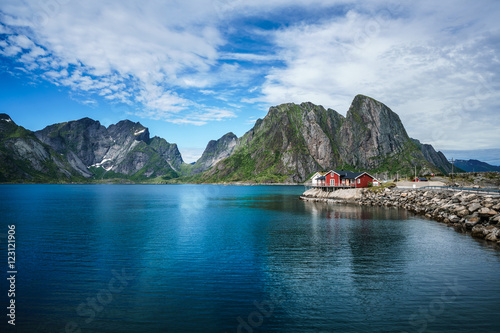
301;187;500;246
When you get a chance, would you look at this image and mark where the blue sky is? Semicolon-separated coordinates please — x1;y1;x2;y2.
1;0;499;163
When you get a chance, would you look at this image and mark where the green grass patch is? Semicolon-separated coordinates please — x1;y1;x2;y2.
368;181;396;193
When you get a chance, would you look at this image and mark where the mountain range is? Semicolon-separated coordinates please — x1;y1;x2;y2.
199;95;452;182
0;95;453;183
453;159;500;173
0;114;182;182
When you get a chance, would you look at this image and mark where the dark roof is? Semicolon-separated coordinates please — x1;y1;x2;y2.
316;176;326;180
417;177;428;181
334;170;364;179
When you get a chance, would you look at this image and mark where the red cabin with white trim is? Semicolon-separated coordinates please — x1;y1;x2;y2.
313;170;379;188
325;171;340;187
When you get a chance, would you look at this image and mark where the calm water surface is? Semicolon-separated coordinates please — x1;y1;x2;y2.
1;185;500;332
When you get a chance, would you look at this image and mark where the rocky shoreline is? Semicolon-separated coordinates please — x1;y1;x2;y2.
301;187;500;246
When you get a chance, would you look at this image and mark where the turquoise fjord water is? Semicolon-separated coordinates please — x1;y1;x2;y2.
1;185;500;333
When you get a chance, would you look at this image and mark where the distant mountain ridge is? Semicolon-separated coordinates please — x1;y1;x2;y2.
34;117;183;181
453;159;500;172
0;114;183;182
0;113;82;182
190;132;238;175
0;95;453;183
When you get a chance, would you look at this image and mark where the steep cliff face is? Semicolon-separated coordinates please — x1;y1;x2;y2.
148;136;184;172
203;95;452;182
336;95;442;174
0;114;82;182
204;102;345;182
191;132;238;174
34;118;183;180
412;139;453;174
297;102;345;169
339;95;411;168
34;118;109;177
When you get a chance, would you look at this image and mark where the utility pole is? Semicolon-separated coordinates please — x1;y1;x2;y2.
414;165;417;181
451;157;454;181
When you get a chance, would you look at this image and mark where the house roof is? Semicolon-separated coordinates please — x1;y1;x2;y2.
334;170;379;181
309;171;328;180
313;170;379;181
333;170;364;179
341;171;363;179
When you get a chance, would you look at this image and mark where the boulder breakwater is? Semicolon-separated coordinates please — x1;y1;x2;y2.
301;187;500;245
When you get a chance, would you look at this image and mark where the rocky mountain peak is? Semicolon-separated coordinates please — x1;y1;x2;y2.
62;117;104;133
0;113;14;123
412;138;453;174
339;95;414;169
29;117;180;180
206;132;237;150
347;95;405;131
299;102;328;114
108;119;144;129
217;132;237;143
203;95;453;183
191;131;239;174
77;117;100;124
108;120;150;143
0;114;17;135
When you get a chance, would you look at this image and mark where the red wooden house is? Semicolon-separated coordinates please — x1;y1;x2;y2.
324;171;339;186
412;177;428;182
316;170;379;188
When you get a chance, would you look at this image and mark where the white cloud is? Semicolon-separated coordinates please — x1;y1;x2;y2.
178;147;206;164
245;116;259;125
198;108;237;122
136;84;188;114
255;1;500;150
168;118;207;126
156;107;237;126
219;52;280;62
0;44;21;56
0;0;499;151
0;24;11;34
9;35;34;49
0;0;232;123
200;90;217;95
